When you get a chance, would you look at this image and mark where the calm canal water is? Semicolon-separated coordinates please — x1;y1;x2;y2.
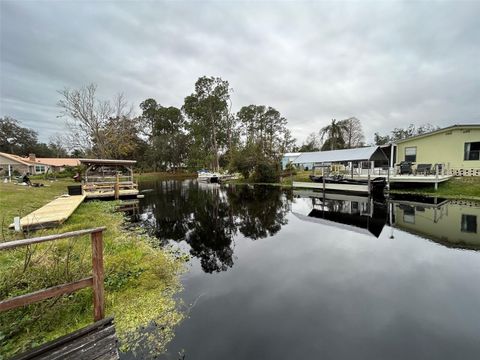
125;179;480;360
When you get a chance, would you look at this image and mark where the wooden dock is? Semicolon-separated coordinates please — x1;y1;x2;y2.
293;174;453;193
9;195;86;231
292;181;369;193
12;317;119;360
84;188;139;199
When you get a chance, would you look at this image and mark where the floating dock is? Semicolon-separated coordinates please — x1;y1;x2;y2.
84;188;139;199
9;195;86;231
293;174;453;193
292;181;369;193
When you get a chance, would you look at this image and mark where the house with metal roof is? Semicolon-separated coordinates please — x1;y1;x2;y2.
281;152;314;170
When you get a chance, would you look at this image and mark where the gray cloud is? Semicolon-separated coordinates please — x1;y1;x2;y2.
1;0;479;143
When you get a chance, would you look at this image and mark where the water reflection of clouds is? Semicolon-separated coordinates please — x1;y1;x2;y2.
164;207;480;359
131;181;480;359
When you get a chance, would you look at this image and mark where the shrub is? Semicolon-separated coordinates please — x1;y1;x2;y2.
252;161;280;183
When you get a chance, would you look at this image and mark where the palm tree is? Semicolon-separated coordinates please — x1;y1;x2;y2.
319;119;347;150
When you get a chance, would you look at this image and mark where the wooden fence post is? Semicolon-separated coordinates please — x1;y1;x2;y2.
114;173;120;200
91;230;105;321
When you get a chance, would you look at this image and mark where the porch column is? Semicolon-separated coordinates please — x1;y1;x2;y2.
390;144;396;175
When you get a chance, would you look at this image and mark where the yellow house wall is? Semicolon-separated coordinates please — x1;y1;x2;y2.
395;127;480;175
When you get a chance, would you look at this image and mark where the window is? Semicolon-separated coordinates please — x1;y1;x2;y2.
464;142;480;161
35;165;45;173
405;147;417;162
461;214;477;233
403;205;415;224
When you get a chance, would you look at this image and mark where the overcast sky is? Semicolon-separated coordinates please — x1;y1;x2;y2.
1;0;479;144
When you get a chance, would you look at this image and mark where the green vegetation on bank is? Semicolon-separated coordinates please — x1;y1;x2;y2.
0;180;186;359
390;176;480;200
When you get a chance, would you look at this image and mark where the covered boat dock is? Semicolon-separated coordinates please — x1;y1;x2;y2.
292;146;389;194
291;146;452;192
81;159;139;199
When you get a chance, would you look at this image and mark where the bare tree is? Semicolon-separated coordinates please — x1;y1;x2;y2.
48;133;68;157
300;132;322;152
57;84;133;158
338;117;364;148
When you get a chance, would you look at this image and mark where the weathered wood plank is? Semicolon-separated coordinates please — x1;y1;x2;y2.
0;227;106;250
64;334;118;360
11;318;117;360
91;230;105;321
45;326;116;359
0;277;93;312
95;349;121;360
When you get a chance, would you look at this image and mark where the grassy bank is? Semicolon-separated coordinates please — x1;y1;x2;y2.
0;180;186;358
227;170;311;187
389;176;480;200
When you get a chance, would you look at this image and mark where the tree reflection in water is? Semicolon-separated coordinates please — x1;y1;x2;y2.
137;180;291;273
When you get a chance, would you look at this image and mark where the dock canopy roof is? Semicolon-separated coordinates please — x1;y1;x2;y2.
292;146;387;164
79;159;137;166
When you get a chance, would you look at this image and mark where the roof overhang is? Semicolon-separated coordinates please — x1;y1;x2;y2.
0;152;34;166
396;124;480;144
292;146;388;164
79;159;137;166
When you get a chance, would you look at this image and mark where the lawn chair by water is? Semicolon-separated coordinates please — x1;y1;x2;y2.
415;164;432;175
399;162;413;175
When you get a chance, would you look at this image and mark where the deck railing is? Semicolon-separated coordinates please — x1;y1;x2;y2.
0;227;106;321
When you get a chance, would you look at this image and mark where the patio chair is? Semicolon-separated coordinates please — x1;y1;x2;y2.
415;164;432;175
399;162;413;175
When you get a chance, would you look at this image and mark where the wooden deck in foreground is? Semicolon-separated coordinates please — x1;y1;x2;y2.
9;195;86;231
12;317;119;360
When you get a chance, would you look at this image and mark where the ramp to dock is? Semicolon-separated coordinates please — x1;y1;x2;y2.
12;317;119;360
9;195;86;231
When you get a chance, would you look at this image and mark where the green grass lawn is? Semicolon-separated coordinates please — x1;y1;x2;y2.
390;176;480;200
0;180;185;358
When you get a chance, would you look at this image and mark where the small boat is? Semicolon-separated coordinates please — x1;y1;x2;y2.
309;174;386;196
197;170;220;183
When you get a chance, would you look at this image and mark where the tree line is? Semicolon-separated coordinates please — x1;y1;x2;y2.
54;76;296;181
0;117;69;158
297;117;366;152
1;75;439;179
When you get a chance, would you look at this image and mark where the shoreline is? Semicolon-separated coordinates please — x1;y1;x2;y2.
0;179;186;358
225;176;480;201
